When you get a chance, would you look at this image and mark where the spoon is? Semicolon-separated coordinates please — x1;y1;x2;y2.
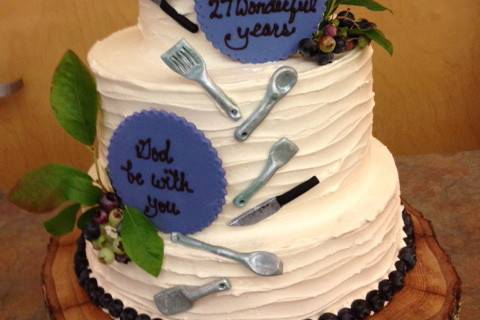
235;66;298;141
171;233;283;277
154;278;231;316
233;137;299;207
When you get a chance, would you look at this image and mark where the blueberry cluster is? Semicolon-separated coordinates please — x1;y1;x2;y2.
310;209;416;320
298;10;376;66
75;235;161;320
83;192;131;265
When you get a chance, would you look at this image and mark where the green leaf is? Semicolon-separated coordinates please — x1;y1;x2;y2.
8;164;93;213
44;203;81;236
62;176;102;206
50;50;99;146
338;0;392;13
362;28;394;55
77;207;98;230
122;207;164;277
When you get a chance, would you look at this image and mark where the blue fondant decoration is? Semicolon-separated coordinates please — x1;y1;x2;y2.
195;0;326;63
108;110;227;234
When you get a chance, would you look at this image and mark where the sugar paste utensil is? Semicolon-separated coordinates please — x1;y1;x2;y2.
229;176;320;227
233;137;299;208
171;233;283;277
154;278;231;316
235;66;298;141
161;39;242;121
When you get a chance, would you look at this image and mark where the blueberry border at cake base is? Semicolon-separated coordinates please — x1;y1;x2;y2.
41;200;461;320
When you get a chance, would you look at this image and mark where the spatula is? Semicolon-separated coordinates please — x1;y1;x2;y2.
154;278;231;316
161;39;242;121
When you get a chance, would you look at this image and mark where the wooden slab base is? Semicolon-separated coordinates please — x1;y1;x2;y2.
42;201;461;320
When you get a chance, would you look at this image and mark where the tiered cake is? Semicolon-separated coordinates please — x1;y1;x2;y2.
85;0;406;319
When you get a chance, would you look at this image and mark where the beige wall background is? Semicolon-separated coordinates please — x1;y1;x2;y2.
1;0;479;191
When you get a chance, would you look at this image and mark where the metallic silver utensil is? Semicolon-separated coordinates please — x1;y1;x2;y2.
233;137;299;208
171;233;283;277
235;66;298;141
161;39;242;121
229;176;320;226
154;278;231;316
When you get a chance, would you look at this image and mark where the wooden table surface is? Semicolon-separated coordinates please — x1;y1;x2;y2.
1;150;479;319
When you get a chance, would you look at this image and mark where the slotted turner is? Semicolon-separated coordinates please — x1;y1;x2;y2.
161;39;242;121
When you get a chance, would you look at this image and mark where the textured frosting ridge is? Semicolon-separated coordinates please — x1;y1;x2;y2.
86;1;405;319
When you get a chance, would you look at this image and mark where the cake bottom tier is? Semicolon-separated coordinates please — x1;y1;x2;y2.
87;139;406;320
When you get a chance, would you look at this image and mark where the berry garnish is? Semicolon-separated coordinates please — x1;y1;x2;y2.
319;313;339;320
399;247;417;271
378;279;394;301
85;221;101;241
108;209;124;228
337;10;355;28
333;37;347;54
135;314;151;320
99;247;115;264
358;19;375;31
324;24;338;37
100;192;120;213
337;308;356;320
351;299;371;319
108;299;124;318
318;36;336;53
388;270;405;292
120;307;138;320
93;208;109;225
317;52;335;66
115;253;130;264
357;36;370;49
366;290;385;312
299;38;319;58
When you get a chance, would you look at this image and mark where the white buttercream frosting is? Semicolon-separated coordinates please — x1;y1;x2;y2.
86;1;405;319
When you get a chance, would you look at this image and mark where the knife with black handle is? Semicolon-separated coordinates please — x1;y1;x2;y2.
228;176;320;226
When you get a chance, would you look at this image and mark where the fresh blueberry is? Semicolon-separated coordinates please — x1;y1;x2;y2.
324;24;338;37
86;278;98;293
318;36;336;53
109;209;124;228
100;192;121;213
78;269;91;286
84;221;101;241
404;236;415;249
89;287;105;306
317;52;335;66
399;247;416;271
120;307;138;320
319;313;339;320
108;299;124;318
351;299;370;319
378;279;394;301
115;254;130;264
345;39;357;51
389;271;405;292
366;290;385;312
395;260;408;274
337;308;357;320
99;293;113;309
337;10;355;28
98;247;115;265
299;38;319;58
403;223;414;238
93;208;109;225
333;37;347;54
135;314;151;320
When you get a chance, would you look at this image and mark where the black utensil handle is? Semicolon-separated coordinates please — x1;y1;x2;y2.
276;176;320;206
157;0;199;33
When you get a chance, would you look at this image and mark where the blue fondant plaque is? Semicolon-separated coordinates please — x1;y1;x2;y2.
195;0;326;63
108;110;226;234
